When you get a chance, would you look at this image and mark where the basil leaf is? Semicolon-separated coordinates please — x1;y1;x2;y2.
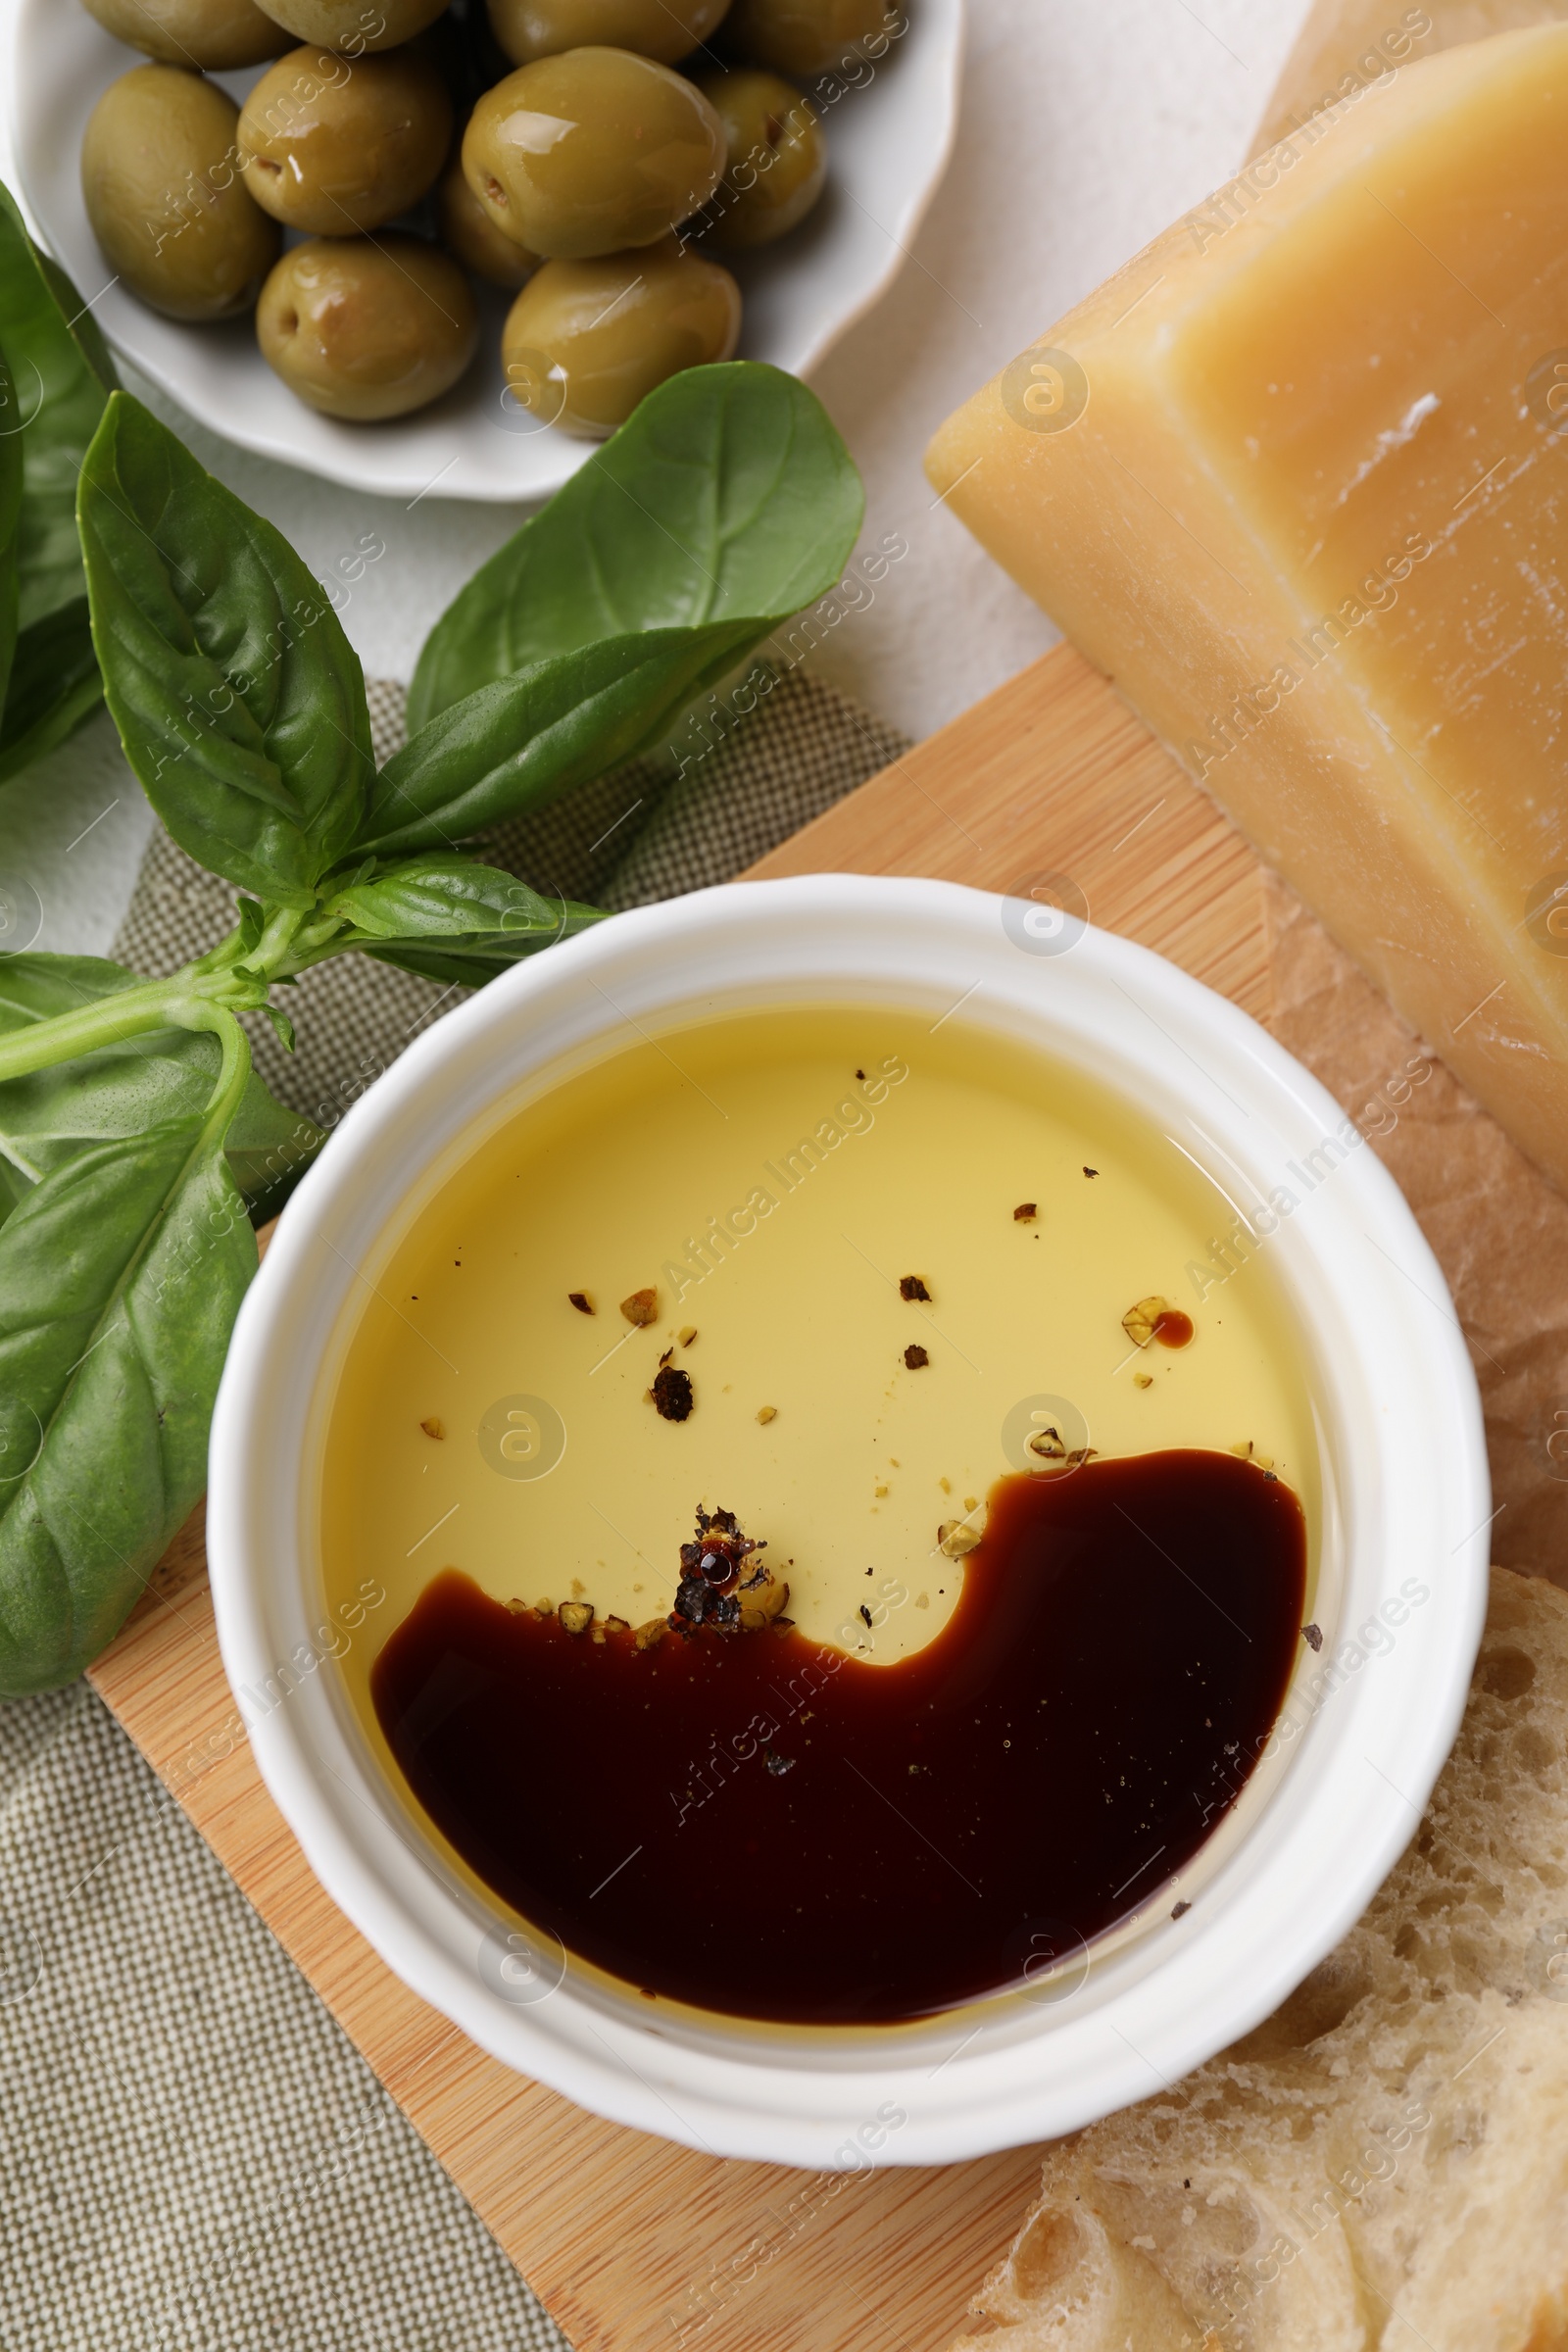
323;854;599;943
0;180;116;635
319;855;605;989
0;1113;255;1693
360;625;758;858
78;392;374;909
407;362;863;729
363;919;603;992
0;345;21;721
0;952;322;1217
0;598;102;785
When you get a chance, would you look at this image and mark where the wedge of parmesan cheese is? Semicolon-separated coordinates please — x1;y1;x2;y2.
927;29;1568;1197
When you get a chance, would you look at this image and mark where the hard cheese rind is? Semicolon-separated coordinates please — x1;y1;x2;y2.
1250;1;1568;158
926;28;1568;1197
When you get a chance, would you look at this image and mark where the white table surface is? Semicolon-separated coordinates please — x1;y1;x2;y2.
0;0;1310;958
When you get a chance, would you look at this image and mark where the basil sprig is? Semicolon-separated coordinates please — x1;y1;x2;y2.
0;355;863;1691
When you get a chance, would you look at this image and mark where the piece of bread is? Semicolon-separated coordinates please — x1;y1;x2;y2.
1250;0;1568;156
952;1568;1568;2352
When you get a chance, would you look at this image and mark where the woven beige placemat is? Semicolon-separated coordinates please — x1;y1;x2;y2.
0;671;908;2352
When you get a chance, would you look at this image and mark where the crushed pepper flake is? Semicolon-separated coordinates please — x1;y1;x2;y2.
1012;1202;1037;1222
419;1417;444;1441
1122;1296;1170;1348
567;1291;594;1315
652;1365;694;1421
899;1275;931;1301
669;1502;772;1634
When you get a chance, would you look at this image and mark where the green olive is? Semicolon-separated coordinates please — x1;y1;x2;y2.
485;0;730;68
257;234;477;418
80;65;280;322
694;68;821;246
464;48;725;260
250;0;448;54
436;152;539;288
77;0;288;72
238;45;451;233
501;235;739;437
721;0;895;76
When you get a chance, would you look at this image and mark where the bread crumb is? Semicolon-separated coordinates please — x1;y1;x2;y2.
757;1404;777;1424
1013;1202;1037;1222
1133;1372;1153;1390
678;1325;698;1346
915;1592;929;1609
904;1344;930;1369
620;1287;659;1326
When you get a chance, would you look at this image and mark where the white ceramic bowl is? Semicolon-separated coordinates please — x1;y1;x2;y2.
208;875;1490;2168
6;0;961;502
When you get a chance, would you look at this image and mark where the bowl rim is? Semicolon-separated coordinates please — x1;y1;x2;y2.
4;0;965;503
207;873;1490;2167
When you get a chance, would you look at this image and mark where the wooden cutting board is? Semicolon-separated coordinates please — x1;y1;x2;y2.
87;642;1274;2352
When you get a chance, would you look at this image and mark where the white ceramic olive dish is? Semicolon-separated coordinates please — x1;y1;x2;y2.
5;0;962;501
207;875;1489;2167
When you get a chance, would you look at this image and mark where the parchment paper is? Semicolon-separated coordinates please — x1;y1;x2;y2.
1266;873;1568;1582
